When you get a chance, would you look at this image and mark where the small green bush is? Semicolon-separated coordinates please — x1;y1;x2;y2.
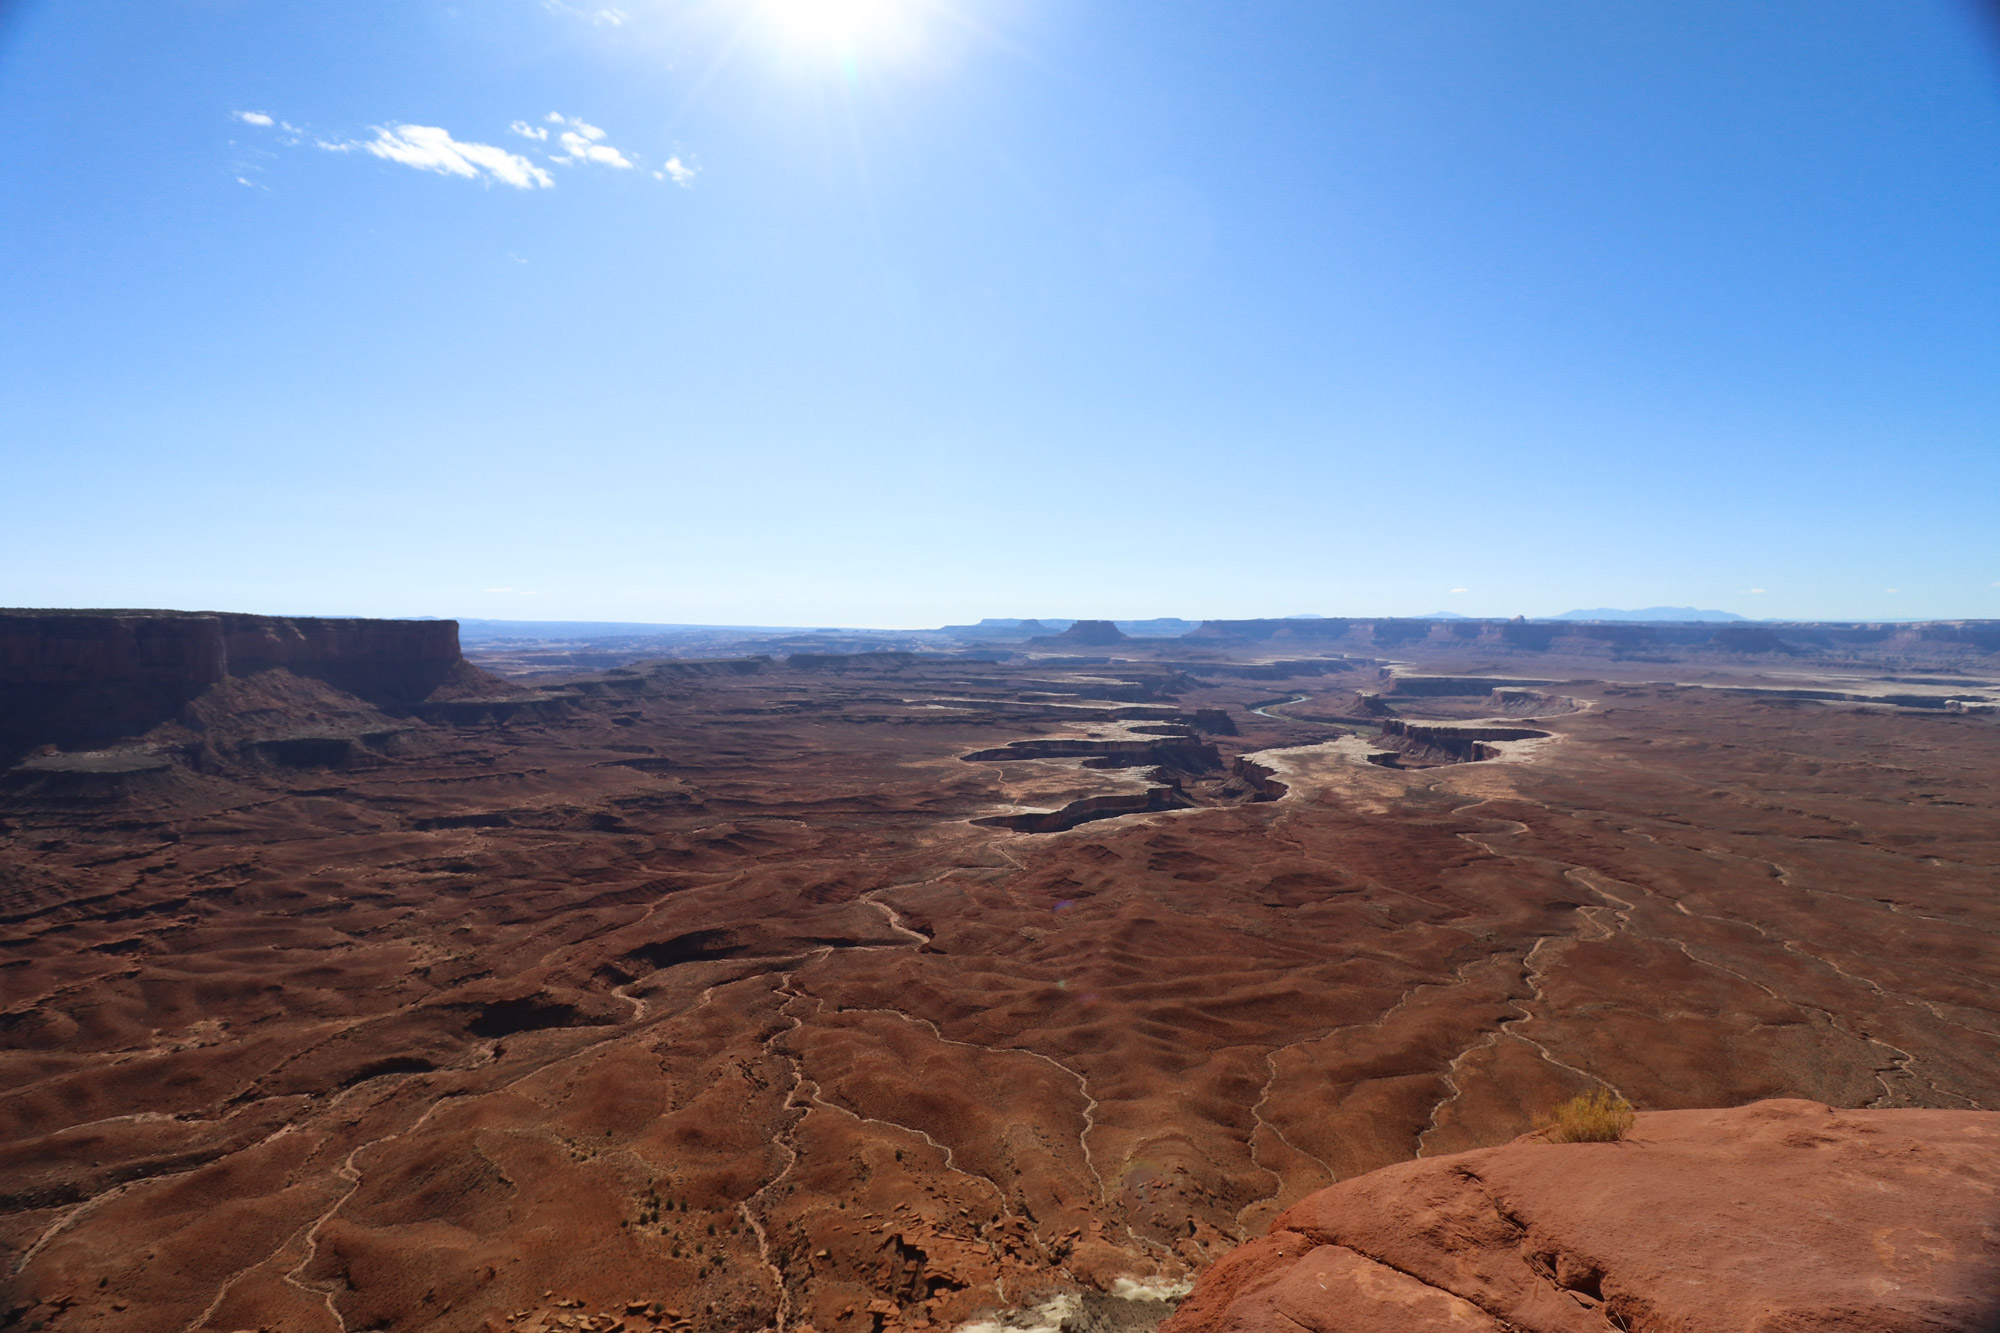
1541;1088;1636;1143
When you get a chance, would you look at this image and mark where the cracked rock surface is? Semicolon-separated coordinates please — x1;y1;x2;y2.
1161;1099;2000;1333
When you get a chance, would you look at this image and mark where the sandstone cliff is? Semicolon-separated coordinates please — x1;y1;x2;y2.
0;609;471;755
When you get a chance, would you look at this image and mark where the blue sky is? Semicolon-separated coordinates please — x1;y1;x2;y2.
3;0;1997;626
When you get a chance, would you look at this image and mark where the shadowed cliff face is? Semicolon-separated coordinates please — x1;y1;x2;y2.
0;611;469;756
1;635;1998;1333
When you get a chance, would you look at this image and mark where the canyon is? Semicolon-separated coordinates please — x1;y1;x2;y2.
1;610;1997;1333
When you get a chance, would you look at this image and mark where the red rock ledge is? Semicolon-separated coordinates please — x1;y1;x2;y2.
1162;1099;2000;1333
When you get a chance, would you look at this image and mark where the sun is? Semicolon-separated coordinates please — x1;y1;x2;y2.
761;0;907;49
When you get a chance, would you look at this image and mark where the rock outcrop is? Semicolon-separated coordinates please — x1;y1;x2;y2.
1372;720;1550;765
1162;1100;2000;1333
1030;619;1130;647
0;609;472;755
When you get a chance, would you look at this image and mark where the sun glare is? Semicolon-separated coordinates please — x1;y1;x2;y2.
762;0;907;50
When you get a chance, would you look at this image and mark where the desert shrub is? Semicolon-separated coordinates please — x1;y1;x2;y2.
1541;1088;1636;1143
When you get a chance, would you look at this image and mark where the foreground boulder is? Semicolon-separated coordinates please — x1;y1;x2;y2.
1164;1100;2000;1333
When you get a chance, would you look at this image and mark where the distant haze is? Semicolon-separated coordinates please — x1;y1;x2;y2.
1549;607;1748;623
448;607;1848;641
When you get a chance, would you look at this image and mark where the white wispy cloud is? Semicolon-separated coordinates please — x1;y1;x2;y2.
356;124;555;189
234;111;305;135
1742;587;1767;595
233;110;687;192
1449;587;1468;594
545;113;633;168
560;132;628;167
557;130;633;167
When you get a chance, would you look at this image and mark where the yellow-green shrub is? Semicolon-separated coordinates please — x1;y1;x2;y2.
1541;1088;1636;1143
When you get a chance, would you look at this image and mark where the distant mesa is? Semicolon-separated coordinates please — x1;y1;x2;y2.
0;608;515;763
1550;606;1747;622
1117;617;1199;637
1029;619;1129;647
445;611;2000;678
1171;615;2000;662
949;617;1196;641
941;618;1071;640
1188;618;1356;642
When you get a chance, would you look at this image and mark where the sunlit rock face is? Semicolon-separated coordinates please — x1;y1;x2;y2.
1162;1101;2000;1333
